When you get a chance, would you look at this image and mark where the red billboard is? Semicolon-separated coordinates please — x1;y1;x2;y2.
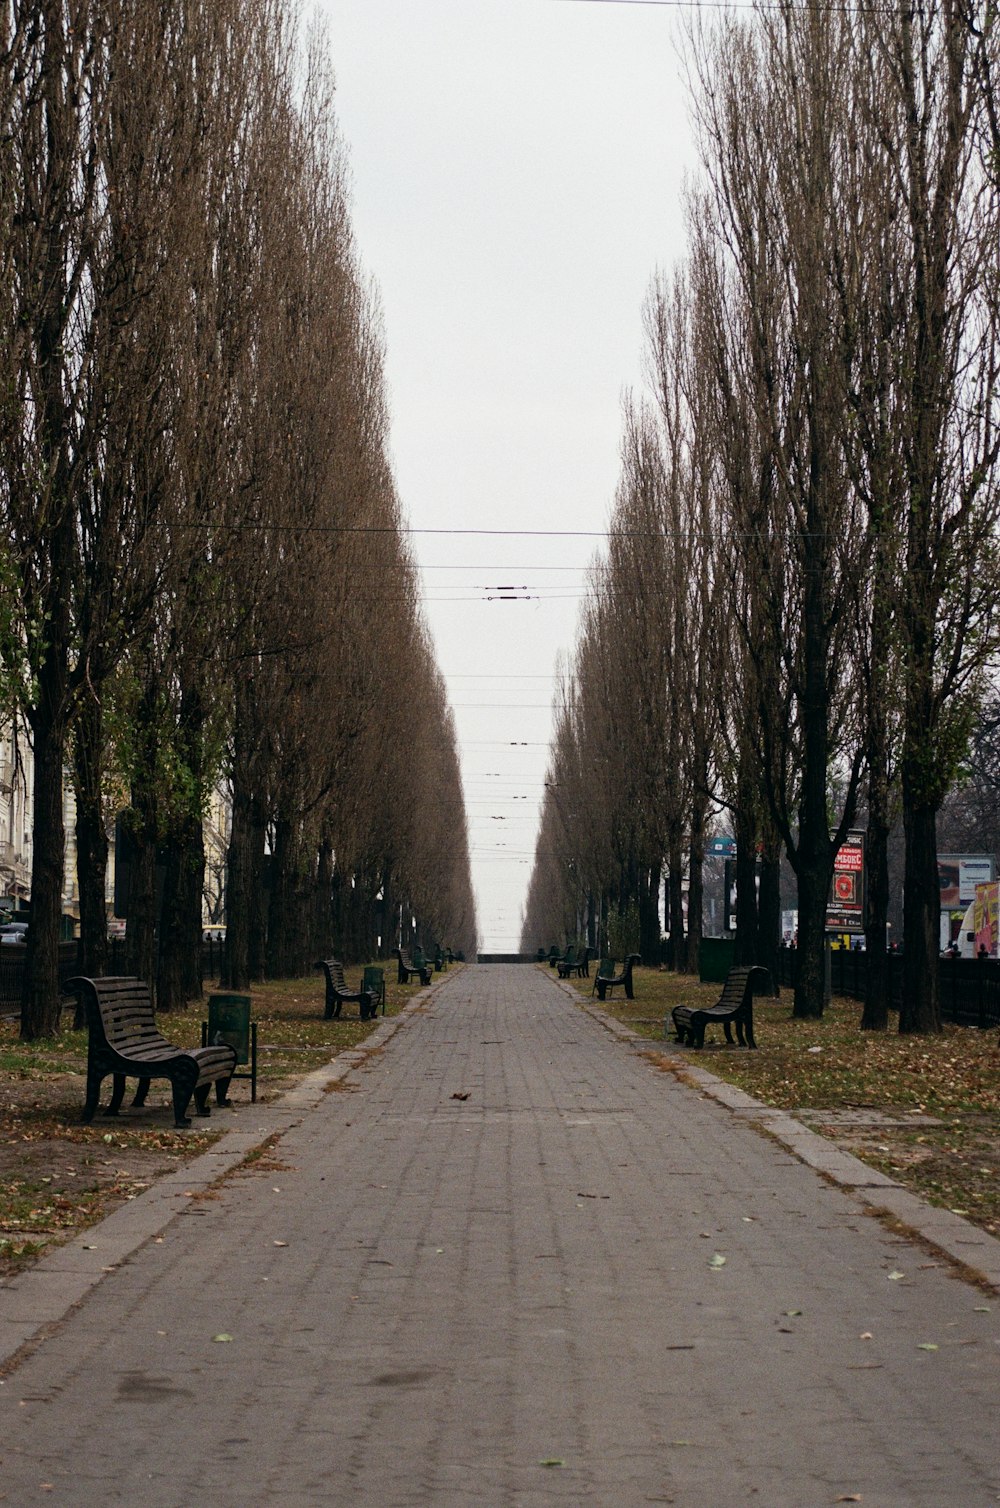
827;831;865;933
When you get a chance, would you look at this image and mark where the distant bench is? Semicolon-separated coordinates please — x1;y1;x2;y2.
593;953;640;1002
397;947;432;986
670;965;770;1049
557;944;591;979
65;975;237;1128
316;958;381;1021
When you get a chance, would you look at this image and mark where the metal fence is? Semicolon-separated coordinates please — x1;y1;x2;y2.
0;937;226;1010
776;945;1000;1029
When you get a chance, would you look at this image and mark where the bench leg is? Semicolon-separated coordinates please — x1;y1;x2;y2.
671;1008;692;1044
193;1084;213;1118
215;1075;233;1107
131;1077;151;1108
171;1070;198;1128
104;1073;128;1117
723;1021;736;1046
81;1065;104;1123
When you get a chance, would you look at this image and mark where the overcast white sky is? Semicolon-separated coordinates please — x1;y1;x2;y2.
316;0;696;950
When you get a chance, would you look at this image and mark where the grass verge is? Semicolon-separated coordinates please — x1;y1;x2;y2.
0;962;445;1278
567;964;1000;1239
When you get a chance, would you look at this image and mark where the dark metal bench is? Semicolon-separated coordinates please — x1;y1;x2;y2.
558;944;591;979
595;952;640;1001
66;975;237;1129
670;965;771;1049
556;943;579;978
316;958;378;1021
396;947;432;986
592;956;615;996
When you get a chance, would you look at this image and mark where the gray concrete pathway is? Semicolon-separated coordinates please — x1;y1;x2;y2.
1;963;998;1506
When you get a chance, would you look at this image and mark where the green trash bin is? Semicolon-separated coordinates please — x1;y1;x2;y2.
202;993;257;1102
699;937;735;984
362;965;386;1016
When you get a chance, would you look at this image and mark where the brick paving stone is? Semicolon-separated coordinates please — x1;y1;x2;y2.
1;962;998;1506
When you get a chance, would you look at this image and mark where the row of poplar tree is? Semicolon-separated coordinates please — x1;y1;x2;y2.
522;0;1000;1033
1;1;477;1039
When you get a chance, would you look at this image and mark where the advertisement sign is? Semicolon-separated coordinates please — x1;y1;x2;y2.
939;854;995;909
827;830;865;933
973;882;999;958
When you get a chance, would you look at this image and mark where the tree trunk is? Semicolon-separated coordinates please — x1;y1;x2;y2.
733;799;758;968
686;790;707;978
862;803;892;1031
900;792;942;1033
266;815;293;978
792;530;833;1019
639;861;662;965
793;854;828;1019
73;696;109;981
123;806;157;993
157;814;204;1010
313;836;334;958
223;755;254;990
21;703;66;1040
757;833;782;995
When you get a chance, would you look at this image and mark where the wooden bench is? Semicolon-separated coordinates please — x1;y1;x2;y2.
556;943;579;978
65;975;237;1129
670;965;771;1049
595;952;640;1001
316;958;378;1021
591;956;615;995
397;947;432;986
557;944;591;979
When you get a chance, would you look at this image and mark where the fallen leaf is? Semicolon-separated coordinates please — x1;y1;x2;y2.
273;1240;288;1247
709;1253;726;1269
859;1332;873;1341
451;1091;470;1101
212;1333;234;1343
784;1310;802;1317
538;1458;565;1468
973;1306;991;1313
887;1270;905;1281
916;1342;938;1351
835;1496;862;1503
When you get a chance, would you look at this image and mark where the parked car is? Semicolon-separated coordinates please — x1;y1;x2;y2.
107;918;126;940
0;921;29;946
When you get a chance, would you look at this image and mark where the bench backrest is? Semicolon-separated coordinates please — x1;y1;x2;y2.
66;976;160;1050
718;965;769;1010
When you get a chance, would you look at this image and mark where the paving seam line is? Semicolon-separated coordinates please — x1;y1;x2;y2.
556;974;1000;1293
0;974;446;1371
